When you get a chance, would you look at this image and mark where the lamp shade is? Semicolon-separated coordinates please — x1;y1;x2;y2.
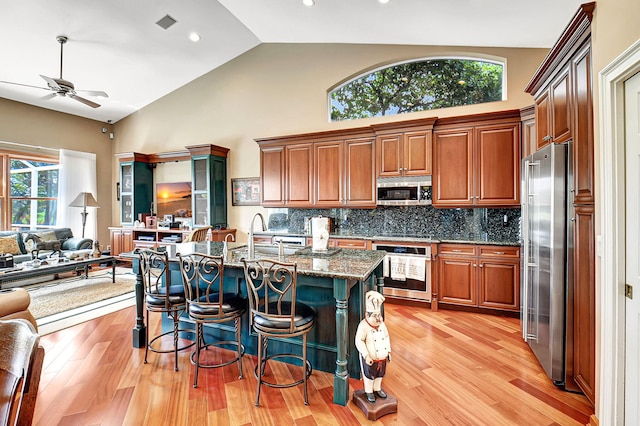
69;192;100;208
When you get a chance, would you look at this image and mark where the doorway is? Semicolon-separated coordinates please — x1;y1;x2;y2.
600;39;640;425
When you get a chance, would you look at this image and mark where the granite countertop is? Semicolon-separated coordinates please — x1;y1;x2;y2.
165;241;386;281
257;230;520;247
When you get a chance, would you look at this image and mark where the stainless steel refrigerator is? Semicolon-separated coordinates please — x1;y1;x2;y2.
521;142;574;388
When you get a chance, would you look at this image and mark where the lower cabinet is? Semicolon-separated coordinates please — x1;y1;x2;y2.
109;228;134;256
438;244;520;312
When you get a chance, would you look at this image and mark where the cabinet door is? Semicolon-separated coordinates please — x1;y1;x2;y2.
535;92;551;151
110;229;122;256
376;134;403;177
551;67;572;144
286;144;313;207
331;238;370;250
261;146;286;206
120;163;134;224
522;117;536;159
478;258;520;311
404;131;432;176
432;129;474;206
438;255;476;306
572;43;594;204
315;141;343;207
573;205;595;404
475;123;520;206
345;138;375;207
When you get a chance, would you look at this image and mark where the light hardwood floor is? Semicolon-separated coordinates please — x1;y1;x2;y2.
32;303;593;425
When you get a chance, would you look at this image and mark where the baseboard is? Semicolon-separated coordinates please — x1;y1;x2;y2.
589;414;599;426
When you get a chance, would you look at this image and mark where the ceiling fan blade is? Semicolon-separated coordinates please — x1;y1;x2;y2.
40;74;61;90
69;94;100;108
77;89;108;98
0;80;50;91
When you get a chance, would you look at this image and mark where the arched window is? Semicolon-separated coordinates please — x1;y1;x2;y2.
329;57;505;121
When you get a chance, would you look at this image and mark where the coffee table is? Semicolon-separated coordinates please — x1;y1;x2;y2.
0;255;116;289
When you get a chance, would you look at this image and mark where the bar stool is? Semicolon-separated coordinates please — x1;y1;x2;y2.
139;248;193;371
178;253;245;387
183;226;210;242
241;258;316;406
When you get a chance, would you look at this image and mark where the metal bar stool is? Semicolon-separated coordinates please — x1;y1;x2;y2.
241;258;316;406
139;248;194;371
178;253;245;388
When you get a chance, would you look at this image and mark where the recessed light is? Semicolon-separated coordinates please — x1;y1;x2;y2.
303;0;315;6
379;0;390;4
189;32;201;42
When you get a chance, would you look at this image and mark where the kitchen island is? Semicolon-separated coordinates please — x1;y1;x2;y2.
128;241;385;406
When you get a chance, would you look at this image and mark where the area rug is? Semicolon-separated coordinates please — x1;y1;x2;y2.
26;271;136;320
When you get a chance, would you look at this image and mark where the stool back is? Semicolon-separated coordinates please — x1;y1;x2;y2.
177;253;225;318
183;227;210;242
139;249;172;310
241;259;298;334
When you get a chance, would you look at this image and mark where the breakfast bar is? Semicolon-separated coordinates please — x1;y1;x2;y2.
129;241;385;405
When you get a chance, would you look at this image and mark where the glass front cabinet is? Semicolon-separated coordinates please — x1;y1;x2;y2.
187;145;229;228
116;153;153;225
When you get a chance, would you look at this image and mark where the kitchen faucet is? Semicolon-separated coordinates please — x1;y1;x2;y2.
247;212;266;259
222;232;235;260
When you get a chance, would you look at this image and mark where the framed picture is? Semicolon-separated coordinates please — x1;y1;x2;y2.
231;177;261;206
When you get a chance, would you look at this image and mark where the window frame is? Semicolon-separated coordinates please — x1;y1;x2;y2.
0;151;60;231
327;55;507;122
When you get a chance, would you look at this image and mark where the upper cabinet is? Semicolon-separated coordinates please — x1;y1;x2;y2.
534;65;572;151
257;128;376;208
432;111;521;207
372;118;436;178
115;153;153;226
187;144;229;228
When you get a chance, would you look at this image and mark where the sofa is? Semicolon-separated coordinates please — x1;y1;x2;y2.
0;288;37;331
0;228;92;265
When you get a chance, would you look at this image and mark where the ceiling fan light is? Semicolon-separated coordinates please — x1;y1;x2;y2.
189;32;201;42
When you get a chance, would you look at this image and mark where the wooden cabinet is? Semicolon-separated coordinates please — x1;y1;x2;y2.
188;145;229;228
525;2;595;404
258;128;376;208
438;243;519;312
344;138;375;206
376;130;432;177
372;118;436;179
116;153;153;226
521;106;536;159
109;228;134;256
331;238;370;250
534;67;572;151
432;111;520;208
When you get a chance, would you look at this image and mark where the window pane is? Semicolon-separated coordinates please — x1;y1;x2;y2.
10;171;31;196
11;199;31;225
37;200;57;226
330;58;504;122
37;169;59;197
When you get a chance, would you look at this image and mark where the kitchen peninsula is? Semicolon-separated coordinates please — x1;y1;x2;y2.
128;241;385;406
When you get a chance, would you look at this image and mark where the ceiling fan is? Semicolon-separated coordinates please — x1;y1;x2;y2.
0;35;108;108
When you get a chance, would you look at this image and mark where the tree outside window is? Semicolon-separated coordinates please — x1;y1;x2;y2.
10;158;59;230
329;58;504;122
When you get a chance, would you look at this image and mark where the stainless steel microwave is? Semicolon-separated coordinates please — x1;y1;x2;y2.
376;176;432;206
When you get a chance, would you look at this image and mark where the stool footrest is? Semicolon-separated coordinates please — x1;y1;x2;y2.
254;353;312;388
147;329;196;354
191;341;245;369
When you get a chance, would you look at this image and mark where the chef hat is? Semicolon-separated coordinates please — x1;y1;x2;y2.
365;290;385;313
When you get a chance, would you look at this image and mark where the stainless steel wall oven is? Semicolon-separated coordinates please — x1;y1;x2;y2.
372;242;432;301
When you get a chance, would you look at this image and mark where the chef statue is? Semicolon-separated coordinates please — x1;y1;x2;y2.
355;290;391;404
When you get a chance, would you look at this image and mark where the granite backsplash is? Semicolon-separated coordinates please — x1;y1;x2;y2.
267;206;521;243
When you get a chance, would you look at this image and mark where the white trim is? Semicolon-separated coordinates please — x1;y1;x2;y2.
599;37;640;426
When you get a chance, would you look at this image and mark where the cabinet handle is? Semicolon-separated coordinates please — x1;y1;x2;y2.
543;135;552;142
479;264;484;268
493;251;504;255
473;264;477;267
452;249;462;252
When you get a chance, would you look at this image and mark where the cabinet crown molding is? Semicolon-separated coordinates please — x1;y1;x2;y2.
525;2;595;95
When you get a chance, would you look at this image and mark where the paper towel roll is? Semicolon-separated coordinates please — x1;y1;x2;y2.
311;217;329;252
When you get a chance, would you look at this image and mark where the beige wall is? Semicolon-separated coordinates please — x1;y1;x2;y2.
114;43;548;237
0;98;114;244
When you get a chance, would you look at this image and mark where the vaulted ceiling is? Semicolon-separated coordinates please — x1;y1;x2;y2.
0;0;583;123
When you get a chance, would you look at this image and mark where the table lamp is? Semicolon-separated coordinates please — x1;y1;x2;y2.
69;192;100;238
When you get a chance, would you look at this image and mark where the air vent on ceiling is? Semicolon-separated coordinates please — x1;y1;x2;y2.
156;14;177;30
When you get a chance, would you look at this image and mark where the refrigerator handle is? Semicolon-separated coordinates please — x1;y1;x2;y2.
521;160;538;341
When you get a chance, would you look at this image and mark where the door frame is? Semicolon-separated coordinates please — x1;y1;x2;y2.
599;38;640;425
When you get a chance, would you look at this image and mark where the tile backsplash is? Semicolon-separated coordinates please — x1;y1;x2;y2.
268;206;521;243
